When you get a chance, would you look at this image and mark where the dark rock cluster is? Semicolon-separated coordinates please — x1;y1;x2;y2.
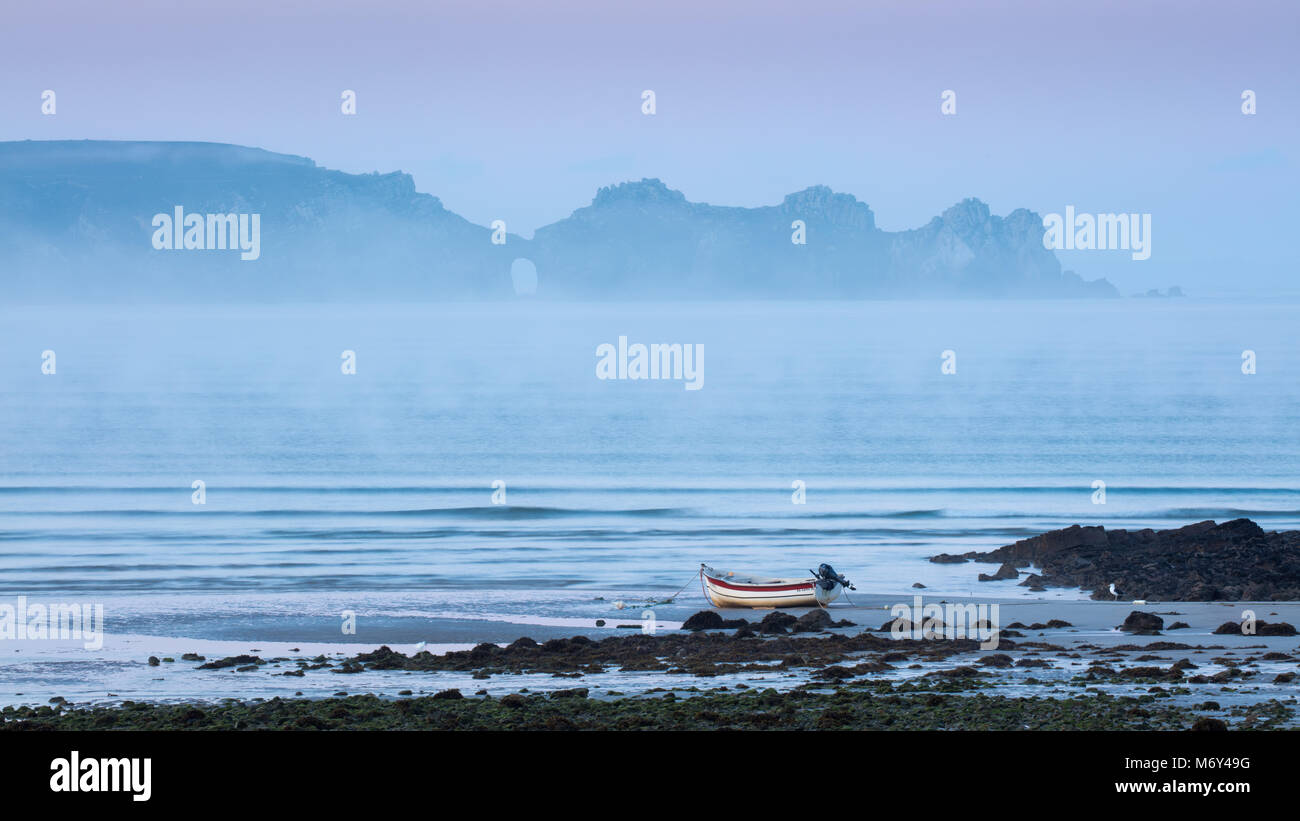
931;519;1300;601
1212;620;1298;636
681;609;854;635
335;626;994;679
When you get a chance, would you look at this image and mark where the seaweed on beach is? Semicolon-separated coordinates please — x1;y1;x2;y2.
335;628;1006;678
0;688;1263;732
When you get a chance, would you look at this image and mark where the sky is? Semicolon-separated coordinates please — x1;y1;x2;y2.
1;0;1296;295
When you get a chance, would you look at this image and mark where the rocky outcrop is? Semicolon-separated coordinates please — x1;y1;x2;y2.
2;141;1118;301
935;519;1300;601
0;140;518;301
978;562;1020;582
532;179;1117;298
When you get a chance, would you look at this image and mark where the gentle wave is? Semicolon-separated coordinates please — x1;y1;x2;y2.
0;525;1047;542
1;484;1298;495
4;506;1299;524
0;505;690;519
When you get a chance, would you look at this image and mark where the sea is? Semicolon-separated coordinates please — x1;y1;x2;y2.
1;299;1298;703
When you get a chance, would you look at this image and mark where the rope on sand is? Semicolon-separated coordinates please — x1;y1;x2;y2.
650;572;701;605
615;572;701;610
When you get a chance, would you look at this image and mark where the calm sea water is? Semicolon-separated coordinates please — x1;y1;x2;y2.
1;300;1298;640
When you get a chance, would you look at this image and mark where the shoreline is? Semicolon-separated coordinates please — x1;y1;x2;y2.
4;598;1299;730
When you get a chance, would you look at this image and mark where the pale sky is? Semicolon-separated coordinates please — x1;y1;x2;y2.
2;0;1296;294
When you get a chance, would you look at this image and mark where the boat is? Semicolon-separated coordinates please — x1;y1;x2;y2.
699;563;854;608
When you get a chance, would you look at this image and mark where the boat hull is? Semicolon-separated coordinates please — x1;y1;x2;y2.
700;566;842;608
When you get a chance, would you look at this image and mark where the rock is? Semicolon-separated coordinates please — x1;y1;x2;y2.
549;687;589;699
1118;612;1164;634
595;619;605;627
681;610;725;631
813;666;855;681
1117;665;1175;680
432;688;463;700
976;654;1014;668
506;637;538;650
792;609;854;633
977;562;1020;582
181;653;205;661
1273;672;1295;683
196;654;263;670
681;610;749;631
1212;620;1298;636
960;518;1300;601
147;656;160;667
911;582;926;588
1021;620;1070;630
928;553;970;564
1257;621;1297;636
1191;717;1228;732
353;645;410;669
1167;621;1190;630
878;617;944;634
758;611;798;634
793;609;834;633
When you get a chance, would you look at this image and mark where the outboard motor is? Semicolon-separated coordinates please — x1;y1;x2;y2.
811;563;855;591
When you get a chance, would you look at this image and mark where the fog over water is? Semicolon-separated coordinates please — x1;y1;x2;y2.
1;300;1296;607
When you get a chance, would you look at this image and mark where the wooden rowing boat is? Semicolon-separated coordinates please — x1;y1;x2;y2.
699;563;853;608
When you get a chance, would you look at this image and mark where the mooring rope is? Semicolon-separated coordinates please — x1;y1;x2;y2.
651;572;702;605
616;571;701;609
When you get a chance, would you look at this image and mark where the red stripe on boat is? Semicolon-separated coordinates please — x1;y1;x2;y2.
706;576;813;592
